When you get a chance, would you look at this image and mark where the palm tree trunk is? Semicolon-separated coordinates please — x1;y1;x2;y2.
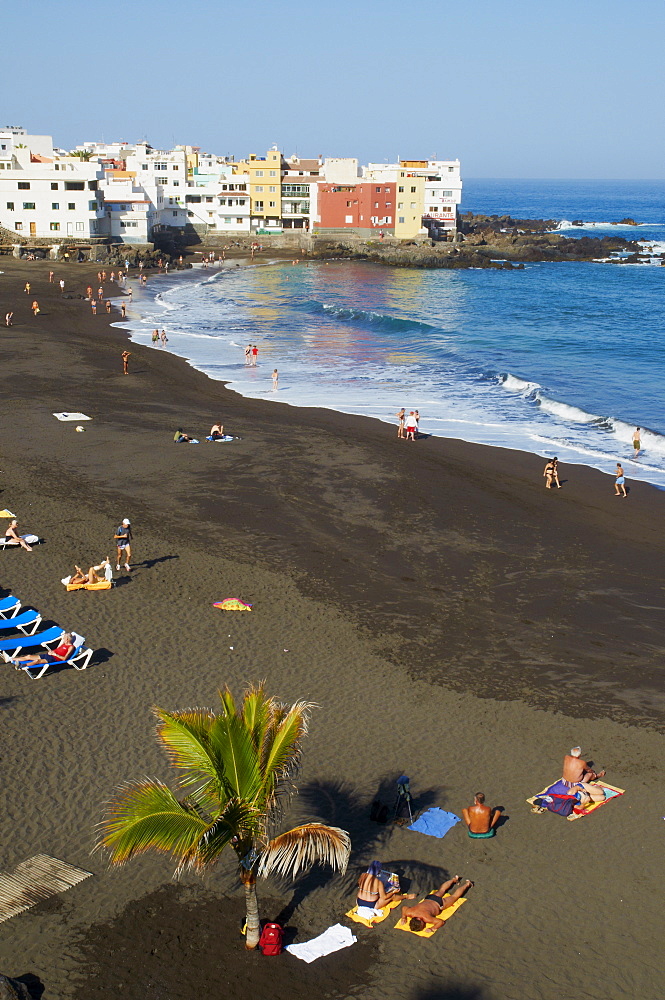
243;872;261;950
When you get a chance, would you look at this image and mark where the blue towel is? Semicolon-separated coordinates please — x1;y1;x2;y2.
408;808;460;839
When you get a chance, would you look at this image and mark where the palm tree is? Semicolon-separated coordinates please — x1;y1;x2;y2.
97;684;351;949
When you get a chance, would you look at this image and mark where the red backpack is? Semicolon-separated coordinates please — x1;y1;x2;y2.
259;922;283;956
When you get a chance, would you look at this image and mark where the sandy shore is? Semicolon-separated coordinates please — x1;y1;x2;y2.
0;257;663;1000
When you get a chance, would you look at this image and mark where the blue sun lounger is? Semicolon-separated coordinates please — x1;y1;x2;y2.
0;595;21;618
0;609;42;635
0;626;64;657
7;631;93;679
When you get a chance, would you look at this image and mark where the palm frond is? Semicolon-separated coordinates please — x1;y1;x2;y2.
96;779;208;867
218;686;237;719
240;682;273;751
196;799;262;867
153;708;223;792
257;823;351;879
208;712;263;802
261;701;313;792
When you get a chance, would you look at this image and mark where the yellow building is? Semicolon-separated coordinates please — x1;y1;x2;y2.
234;147;283;232
394;163;426;239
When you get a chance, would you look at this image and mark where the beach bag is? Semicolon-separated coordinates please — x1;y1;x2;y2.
259;922;283;956
535;794;576;817
370;800;389;823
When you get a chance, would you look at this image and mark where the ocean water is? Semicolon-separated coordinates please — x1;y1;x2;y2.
121;179;665;488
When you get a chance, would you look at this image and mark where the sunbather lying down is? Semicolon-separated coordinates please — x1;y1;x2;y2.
399;876;475;933
11;632;75;668
70;558;112;586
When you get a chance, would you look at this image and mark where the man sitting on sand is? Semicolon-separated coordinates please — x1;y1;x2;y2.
461;792;501;838
561;747;606;804
209;423;224;440
174;428;195;443
399;876;474;933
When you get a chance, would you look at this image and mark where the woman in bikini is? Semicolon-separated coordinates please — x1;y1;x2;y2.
543;457;561;489
356;861;414;913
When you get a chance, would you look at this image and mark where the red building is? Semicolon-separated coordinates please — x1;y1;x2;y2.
316;181;395;237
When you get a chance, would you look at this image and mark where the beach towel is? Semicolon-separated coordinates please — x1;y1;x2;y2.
394;892;467;938
346;896;401;928
409;808;460;839
53;412;91;421
62;576;112;592
213;598;253;611
206;435;234;442
2;534;39;547
527;780;624;821
285;923;356;963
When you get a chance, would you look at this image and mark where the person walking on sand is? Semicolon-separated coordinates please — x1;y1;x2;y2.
405;411;418;441
462;792;501;839
5;311;12;327
91;299;97;315
632;427;641;458
24;282;30;294
396;407;406;439
114;518;133;571
105;299;111;314
86;284;93;299
98;286;104;301
120;301;126;318
121;350;131;375
49;271;54;283
614;463;627;497
59;278;65;293
272;369;278;391
251;344;258;366
398;877;475;933
544;457;561;489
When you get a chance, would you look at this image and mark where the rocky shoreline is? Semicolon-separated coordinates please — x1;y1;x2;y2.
309;214;655;270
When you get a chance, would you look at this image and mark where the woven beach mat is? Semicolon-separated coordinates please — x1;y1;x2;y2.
0;854;93;923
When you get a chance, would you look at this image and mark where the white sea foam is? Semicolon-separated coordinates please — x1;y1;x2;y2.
534;393;600;424
500;373;542;394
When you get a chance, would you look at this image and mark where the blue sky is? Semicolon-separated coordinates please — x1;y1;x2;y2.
4;0;664;178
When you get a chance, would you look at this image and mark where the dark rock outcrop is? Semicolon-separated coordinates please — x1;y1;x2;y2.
0;975;32;1000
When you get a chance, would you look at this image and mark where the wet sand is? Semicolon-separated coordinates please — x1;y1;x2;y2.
0;257;663;1000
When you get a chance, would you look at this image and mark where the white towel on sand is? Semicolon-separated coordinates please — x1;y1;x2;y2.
53;412;91;421
285;923;357;963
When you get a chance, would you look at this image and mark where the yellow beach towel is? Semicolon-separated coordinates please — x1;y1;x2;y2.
394;892;467;938
346;897;401;928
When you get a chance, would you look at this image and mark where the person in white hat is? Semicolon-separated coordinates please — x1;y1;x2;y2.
114;518;133;571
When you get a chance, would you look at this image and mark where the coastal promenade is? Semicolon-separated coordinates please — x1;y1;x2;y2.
0;257;663;999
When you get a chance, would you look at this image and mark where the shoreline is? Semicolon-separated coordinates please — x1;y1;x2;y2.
120;258;665;491
0;256;663;999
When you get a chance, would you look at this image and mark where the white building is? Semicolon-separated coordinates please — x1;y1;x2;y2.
0;127;105;240
281;155;322;230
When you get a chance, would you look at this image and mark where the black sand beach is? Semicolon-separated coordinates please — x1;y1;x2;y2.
0;257;663;1000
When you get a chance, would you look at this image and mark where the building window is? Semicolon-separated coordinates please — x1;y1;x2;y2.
239;199;246;205
345;215;353;223
172;210;178;216
410;202;416;209
68;203;75;210
375;202;379;208
256;170;264;177
443;190;453;197
398;186;404;193
236;218;243;224
52;202;59;210
76;222;84;231
65;181;85;190
88;180;97;190
269;170;276;177
269;201;276;208
15;222;23;230
269;186;276;193
51;182;58;190
255;186;263;192
172;165;178;170
205;196;213;203
89;200;97;211
255;201;264;210
142;164;148;170
398;202;403;209
173;180;179;186
6;201;14;210
50;222;60;231
18;182;30;190
398;217;405;224
411;186;416;193
23;202;36;210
